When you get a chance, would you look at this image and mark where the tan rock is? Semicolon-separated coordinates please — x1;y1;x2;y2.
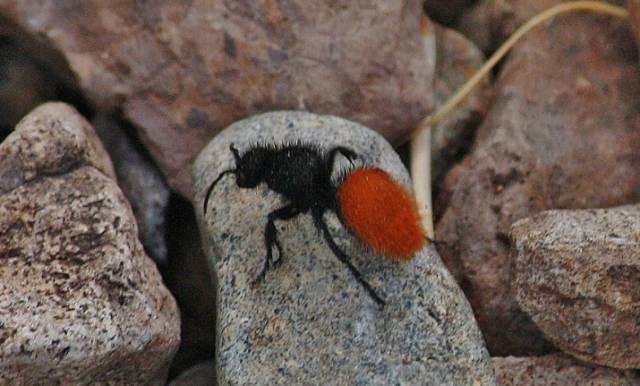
512;206;640;369
0;1;434;197
435;2;640;355
0;103;180;385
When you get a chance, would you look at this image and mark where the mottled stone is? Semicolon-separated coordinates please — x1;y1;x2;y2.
431;23;490;188
630;0;640;52
435;2;640;355
512;206;640;369
94;114;170;265
0;0;434;197
424;0;475;24
0;103;115;194
456;0;495;54
494;354;640;385
168;361;216;386
490;0;559;42
0;103;180;384
193;111;495;385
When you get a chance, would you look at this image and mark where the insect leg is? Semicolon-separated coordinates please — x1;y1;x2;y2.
252;203;302;285
313;211;385;307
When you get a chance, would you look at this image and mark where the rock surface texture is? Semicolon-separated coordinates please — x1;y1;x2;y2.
424;0;475;24
0;0;434;197
493;354;640;385
93;114;170;266
435;2;640;355
193;111;495;385
431;23;489;188
512;206;640;369
0;103;180;385
630;0;640;51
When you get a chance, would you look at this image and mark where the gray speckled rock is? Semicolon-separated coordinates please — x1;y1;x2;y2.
0;103;180;385
193;111;495;385
512;205;640;369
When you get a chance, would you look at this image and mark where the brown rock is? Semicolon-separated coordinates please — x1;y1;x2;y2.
434;5;640;355
492;0;628;42
431;23;490;188
494;354;640;385
630;0;640;51
0;1;434;197
512;206;640;369
456;0;496;54
490;0;558;42
0;103;180;384
424;0;476;25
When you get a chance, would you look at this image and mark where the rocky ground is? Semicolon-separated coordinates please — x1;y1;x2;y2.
0;1;639;385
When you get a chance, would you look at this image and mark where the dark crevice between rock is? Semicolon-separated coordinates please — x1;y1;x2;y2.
161;193;216;381
92;111;172;266
0;15;93;141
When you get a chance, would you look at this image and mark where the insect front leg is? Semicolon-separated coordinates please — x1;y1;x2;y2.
252;203;302;285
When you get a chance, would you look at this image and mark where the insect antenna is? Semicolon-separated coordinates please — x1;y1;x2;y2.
203;169;237;214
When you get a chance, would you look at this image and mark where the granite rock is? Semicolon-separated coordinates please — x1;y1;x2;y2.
435;3;640;355
0;103;180;384
512;205;640;369
0;0;434;197
193;111;495;385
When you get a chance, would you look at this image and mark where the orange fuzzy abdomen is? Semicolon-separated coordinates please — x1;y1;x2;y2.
337;167;425;261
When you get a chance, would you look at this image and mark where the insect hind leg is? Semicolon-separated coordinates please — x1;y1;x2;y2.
313;210;385;307
252;203;302;285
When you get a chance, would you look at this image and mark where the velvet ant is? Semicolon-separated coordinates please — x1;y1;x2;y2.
203;143;425;307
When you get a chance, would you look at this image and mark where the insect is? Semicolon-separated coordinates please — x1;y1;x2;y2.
203;143;426;307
